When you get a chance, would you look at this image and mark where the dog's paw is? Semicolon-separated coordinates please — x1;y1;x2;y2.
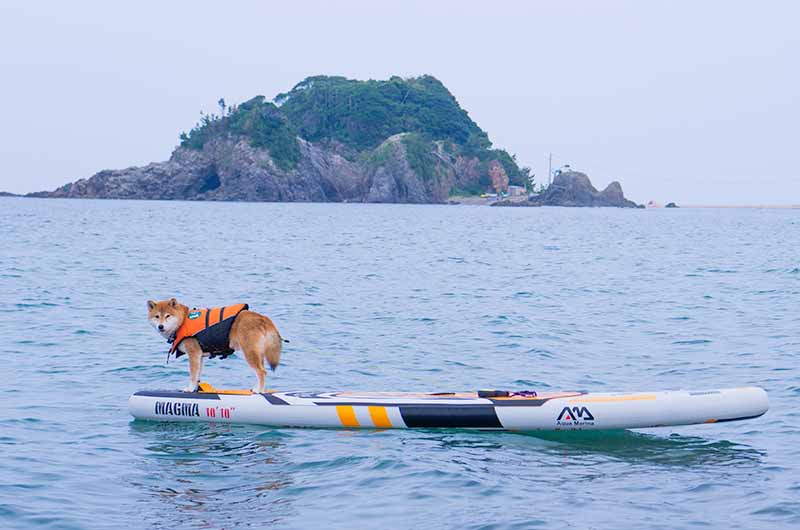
182;385;199;393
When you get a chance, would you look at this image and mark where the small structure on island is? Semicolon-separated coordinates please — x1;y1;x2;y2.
553;164;572;180
507;185;526;197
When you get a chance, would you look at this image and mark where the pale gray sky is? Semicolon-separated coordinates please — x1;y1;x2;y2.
0;0;798;204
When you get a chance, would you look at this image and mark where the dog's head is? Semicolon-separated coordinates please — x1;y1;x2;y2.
147;298;186;338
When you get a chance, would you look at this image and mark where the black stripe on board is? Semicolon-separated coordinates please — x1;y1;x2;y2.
714;413;766;423
399;405;503;428
261;393;290;405
134;390;221;400
489;398;553;407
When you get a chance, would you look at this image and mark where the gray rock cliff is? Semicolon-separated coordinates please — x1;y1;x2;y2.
31;134;485;204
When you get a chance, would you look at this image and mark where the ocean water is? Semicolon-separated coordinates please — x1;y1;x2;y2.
1;197;798;530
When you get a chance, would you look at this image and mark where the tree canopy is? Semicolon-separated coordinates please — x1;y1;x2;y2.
179;75;525;186
275;75;491;153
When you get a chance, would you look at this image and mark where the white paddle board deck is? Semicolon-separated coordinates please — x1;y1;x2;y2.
128;383;768;431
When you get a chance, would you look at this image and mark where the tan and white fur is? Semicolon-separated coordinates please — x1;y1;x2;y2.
147;298;283;393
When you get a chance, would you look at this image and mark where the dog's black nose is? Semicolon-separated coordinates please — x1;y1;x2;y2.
158;324;164;330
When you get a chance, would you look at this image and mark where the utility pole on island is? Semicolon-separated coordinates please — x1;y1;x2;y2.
548;152;552;187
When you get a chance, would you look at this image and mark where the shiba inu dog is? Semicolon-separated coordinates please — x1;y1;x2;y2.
147;298;284;393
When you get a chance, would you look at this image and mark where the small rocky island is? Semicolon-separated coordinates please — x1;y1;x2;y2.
30;74;639;207
493;170;640;208
31;76;529;204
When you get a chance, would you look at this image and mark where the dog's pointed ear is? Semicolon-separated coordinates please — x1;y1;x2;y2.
147;300;156;311
169;298;178;307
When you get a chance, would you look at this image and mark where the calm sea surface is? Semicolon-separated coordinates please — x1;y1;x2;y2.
1;197;798;530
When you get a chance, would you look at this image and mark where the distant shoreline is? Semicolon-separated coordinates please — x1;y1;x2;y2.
3;194;798;209
679;204;800;209
447;196;800;209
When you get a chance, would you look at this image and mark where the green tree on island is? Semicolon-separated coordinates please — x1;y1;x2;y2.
180;75;527;191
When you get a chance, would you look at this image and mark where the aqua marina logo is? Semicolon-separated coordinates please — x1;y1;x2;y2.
556;406;595;424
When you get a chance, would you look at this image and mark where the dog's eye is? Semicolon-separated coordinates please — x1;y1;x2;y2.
164;315;170;319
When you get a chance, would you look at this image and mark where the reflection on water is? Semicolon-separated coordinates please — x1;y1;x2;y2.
129;422;294;528
519;429;765;467
124;420;769;528
401;427;765;468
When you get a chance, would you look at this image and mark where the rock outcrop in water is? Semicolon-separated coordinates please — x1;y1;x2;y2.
493;170;640;208
30;75;530;204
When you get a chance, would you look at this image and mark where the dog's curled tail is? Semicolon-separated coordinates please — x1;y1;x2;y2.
265;332;284;372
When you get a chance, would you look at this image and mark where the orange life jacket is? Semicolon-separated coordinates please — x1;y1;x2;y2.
169;304;249;358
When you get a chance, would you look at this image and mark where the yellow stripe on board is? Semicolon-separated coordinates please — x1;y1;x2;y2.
196;382;257;395
336;405;360;427
368;406;393;428
567;394;657;403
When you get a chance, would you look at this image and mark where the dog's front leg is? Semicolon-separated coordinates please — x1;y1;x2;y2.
185;351;203;392
182;341;204;392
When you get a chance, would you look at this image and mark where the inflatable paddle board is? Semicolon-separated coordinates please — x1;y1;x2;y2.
128;383;768;431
